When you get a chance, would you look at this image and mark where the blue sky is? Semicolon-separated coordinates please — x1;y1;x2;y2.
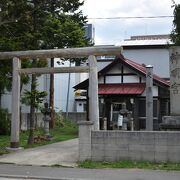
81;0;180;45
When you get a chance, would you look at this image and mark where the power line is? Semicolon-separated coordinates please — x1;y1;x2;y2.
88;15;174;20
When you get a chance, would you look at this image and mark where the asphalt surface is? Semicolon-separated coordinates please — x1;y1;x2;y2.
0;164;180;180
0;139;78;167
0;138;180;180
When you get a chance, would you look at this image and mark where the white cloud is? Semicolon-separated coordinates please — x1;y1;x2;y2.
81;0;180;45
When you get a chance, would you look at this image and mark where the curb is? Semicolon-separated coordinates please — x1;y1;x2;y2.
0;174;85;180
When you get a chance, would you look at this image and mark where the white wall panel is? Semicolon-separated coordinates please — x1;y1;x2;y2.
123;75;139;83
108;65;122;74
98;76;104;84
106;76;121;84
123;67;132;73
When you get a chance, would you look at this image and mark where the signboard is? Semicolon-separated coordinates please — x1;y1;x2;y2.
118;114;123;127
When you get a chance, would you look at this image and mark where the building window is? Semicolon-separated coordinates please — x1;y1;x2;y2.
83;103;87;112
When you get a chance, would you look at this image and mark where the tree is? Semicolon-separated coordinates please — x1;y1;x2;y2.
0;0;49;144
21;72;47;144
0;60;12;107
0;0;90;144
171;2;180;45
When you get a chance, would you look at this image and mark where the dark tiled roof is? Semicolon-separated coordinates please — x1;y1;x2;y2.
98;83;145;95
74;55;170;90
124;58;170;87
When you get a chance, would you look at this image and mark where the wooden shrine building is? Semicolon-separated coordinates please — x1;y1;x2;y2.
74;54;170;130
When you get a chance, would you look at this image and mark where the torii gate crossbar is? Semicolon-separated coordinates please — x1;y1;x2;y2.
0;46;122;148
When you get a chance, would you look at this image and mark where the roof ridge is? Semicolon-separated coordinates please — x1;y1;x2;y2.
124;58;169;86
74;56;170;90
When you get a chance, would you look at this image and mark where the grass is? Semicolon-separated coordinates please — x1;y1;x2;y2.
0;135;10;155
0;119;78;155
79;160;180;171
1;117;180;171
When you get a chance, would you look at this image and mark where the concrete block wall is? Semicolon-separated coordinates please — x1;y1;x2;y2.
62;112;86;122
91;131;180;163
14;112;85;130
78;128;180;163
10;113;44;130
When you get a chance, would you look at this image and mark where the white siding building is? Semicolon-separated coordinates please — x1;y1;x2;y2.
54;59;88;112
54;35;172;113
118;35;172;78
1;73;50;113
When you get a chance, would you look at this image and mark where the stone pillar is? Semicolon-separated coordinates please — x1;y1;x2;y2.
161;46;180;130
42;102;51;139
10;57;21;148
170;47;180;115
43;115;51;138
88;55;99;130
146;65;153;131
78;121;93;161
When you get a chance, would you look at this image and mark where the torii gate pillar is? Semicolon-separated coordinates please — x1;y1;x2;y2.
10;57;21;148
88;55;99;130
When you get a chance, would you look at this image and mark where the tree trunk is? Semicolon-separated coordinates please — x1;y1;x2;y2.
0;92;2;109
20;80;24;132
28;73;36;145
28;103;35;145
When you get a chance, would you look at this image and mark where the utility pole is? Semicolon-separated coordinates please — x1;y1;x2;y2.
49;58;55;128
66;60;71;119
49;2;56;128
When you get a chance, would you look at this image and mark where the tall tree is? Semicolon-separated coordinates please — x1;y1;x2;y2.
21;59;48;144
171;2;180;45
0;60;12;107
0;0;49;144
42;1;89;127
0;0;90;144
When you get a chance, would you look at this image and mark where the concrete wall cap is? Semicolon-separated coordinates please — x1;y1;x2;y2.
78;121;94;125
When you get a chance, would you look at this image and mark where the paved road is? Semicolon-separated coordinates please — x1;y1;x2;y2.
0;178;35;180
0;139;78;167
0;164;180;180
0;139;180;180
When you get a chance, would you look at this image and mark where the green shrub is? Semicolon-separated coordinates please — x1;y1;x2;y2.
54;111;65;127
0;108;10;135
54;111;78;135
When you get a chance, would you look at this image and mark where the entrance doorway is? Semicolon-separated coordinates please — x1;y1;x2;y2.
110;102;124;129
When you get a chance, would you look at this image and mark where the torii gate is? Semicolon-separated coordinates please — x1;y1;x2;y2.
0;46;122;149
